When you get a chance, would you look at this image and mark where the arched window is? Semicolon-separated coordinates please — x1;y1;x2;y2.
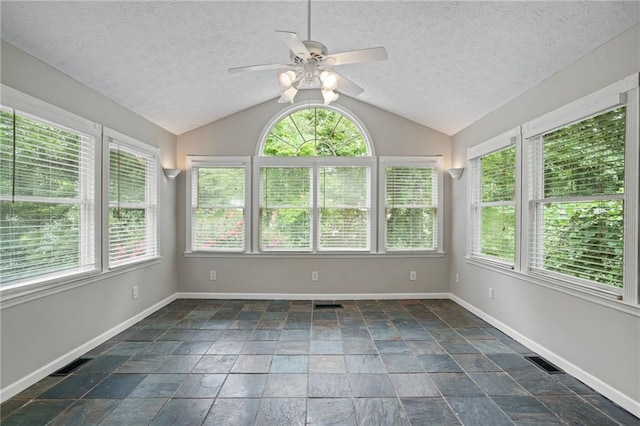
261;107;371;157
187;103;443;255
256;105;375;252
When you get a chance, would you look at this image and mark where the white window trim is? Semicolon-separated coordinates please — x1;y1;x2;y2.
0;86;103;294
186;156;252;253
379;156;444;254
466;74;639;306
253;156;377;254
467;127;521;268
103;128;161;269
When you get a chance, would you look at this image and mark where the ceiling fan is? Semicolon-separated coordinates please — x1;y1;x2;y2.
228;0;388;105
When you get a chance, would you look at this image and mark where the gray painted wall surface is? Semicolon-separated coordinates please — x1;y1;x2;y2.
176;90;453;296
0;42;179;390
450;25;640;407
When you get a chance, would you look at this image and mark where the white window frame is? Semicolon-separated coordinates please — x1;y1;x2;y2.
103;128;160;268
467;127;521;269
466;75;638;305
253;156;376;253
379;156;444;253
522;76;638;301
0;86;102;292
186;156;251;253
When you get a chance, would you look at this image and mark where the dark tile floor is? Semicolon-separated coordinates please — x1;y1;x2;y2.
2;299;639;425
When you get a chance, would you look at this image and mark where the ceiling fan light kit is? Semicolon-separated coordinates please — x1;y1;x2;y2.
230;0;387;106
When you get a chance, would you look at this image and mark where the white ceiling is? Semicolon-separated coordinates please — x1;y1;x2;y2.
2;1;639;136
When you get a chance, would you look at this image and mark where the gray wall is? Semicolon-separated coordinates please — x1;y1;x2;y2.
450;25;640;411
176;90;453;296
0;42;179;391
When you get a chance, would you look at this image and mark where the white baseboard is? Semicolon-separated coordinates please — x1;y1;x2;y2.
0;293;177;403
176;292;452;300
449;294;640;419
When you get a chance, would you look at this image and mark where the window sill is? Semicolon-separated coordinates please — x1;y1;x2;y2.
185;251;446;259
464;257;638;317
0;257;163;310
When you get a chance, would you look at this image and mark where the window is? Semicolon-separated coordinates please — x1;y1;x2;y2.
187;104;445;255
467;75;638;302
381;157;442;251
0;96;99;287
468;129;519;264
527;107;626;289
256;106;374;253
187;157;250;252
107;129;159;266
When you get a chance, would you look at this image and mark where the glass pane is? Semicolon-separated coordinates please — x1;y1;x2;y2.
320;208;368;250
109;208;148;262
481;146;515;203
3;114;85;199
479;205;515;261
539;200;623;287
260;208;311;250
386;167;434;206
1;201;81;284
543;107;625;198
386;207;435;250
197;167;244;207
194;208;244;250
263;108;367;157
110;148;147;203
260;167;311;251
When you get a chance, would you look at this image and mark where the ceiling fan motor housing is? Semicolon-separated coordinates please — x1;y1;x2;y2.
292;40;328;64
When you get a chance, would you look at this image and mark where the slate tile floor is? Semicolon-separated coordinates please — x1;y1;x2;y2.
3;298;639;425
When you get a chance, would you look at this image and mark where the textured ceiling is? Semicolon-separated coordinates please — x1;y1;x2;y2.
1;1;639;136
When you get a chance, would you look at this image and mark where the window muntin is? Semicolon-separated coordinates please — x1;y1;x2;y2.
0;107;97;285
528;107;626;289
382;158;442;251
263;107;368;157
108;137;159;266
469;145;516;263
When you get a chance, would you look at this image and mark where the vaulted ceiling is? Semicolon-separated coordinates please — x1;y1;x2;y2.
2;1;638;136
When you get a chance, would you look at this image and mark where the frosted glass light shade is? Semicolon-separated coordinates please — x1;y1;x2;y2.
448;168;465;180
278;70;297;88
163;168;181;179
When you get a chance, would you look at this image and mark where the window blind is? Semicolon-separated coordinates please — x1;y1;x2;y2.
319;166;370;250
0;107;97;284
259;167;312;251
527;107;626;288
193;166;245;251
469;146;516;262
108;140;158;266
385;166;437;250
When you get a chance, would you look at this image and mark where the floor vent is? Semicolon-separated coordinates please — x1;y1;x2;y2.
525;355;563;374
314;303;343;309
50;357;92;376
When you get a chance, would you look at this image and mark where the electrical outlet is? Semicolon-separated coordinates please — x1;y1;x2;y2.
409;271;417;281
489;287;494;299
455;273;459;283
312;271;319;281
210;270;217;281
132;285;139;299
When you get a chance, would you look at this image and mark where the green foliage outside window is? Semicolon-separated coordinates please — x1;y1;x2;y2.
1;110;88;283
478;147;516;261
264;108;367;157
537;107;625;287
385;167;436;250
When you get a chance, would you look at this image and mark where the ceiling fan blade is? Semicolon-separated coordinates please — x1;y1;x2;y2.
228;62;293;73
334;73;364;97
276;30;311;60
326;46;388;66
